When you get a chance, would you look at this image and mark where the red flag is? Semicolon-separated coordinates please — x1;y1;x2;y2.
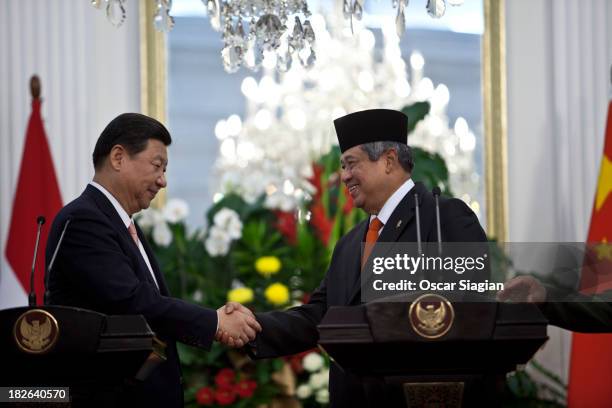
5;97;63;305
567;101;612;407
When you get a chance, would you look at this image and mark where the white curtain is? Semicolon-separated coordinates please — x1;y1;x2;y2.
0;0;141;308
506;0;612;390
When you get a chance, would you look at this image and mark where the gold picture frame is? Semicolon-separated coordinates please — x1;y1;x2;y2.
483;0;508;241
139;0;167;207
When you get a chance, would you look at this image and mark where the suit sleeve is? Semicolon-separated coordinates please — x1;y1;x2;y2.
439;198;490;282
251;239;347;359
253;273;328;358
440;198;487;242
52;210;218;349
539;286;612;332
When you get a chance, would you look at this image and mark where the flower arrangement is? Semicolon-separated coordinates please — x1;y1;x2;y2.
137;177;341;406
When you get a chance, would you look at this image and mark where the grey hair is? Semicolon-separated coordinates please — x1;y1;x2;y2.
360;141;414;173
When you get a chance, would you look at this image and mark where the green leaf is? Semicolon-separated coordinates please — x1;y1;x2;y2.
411;146;452;196
402;101;431;134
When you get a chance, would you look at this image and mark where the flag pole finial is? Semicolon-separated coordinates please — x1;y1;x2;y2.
30;75;41;100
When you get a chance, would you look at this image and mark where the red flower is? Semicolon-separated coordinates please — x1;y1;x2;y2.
342;184;354;214
274;210;297;244
288;354;303;373
286;349;315;374
301;292;311;304
195;387;214;406
311;203;333;245
308;164;324;201
235;378;258;398
214;368;235;390
214;388;237;406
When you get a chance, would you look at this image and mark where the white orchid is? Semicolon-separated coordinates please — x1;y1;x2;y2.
135;208;164;231
163;198;189;223
192;290;203;302
308;371;327;390
315;388;329;404
302;352;324;373
320;368;329;384
152;221;173;247
296;384;313;399
204;225;232;256
213;208;243;240
264;192;296;212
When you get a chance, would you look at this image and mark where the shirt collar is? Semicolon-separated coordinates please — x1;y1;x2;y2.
90;181;132;228
370;178;415;225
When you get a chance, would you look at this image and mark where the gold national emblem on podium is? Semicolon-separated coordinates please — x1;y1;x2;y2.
409;294;455;339
13;309;59;354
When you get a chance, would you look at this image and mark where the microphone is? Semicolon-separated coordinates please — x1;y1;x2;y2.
45;219;71;305
414;193;422;255
28;216;46;306
432;187;443;255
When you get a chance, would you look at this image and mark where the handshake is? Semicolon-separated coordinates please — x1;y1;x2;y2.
215;302;262;347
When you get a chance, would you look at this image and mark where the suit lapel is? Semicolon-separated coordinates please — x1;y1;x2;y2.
84;185;164;292
136;223;170;295
346;183;426;305
345;221;369;304
85;185;135;245
378;191;416;243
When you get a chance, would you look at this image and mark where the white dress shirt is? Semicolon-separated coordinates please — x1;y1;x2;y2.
90;181;160;289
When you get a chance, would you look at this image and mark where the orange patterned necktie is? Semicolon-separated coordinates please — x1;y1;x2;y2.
361;217;384;269
128;221;139;246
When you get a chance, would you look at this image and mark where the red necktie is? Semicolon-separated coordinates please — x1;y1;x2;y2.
128;221;139;246
362;217;384;269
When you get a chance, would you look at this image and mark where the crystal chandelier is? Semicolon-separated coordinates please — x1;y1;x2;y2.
92;0;464;73
91;0;315;73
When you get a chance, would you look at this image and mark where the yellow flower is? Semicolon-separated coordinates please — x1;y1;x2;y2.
255;256;282;277
264;283;290;306
227;287;254;304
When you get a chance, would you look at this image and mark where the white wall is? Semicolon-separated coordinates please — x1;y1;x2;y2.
506;0;612;392
0;0;141;308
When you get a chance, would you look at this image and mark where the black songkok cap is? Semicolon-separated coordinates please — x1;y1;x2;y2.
333;109;408;153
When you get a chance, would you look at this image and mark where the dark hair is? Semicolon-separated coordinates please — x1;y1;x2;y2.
92;113;172;169
360;141;414;173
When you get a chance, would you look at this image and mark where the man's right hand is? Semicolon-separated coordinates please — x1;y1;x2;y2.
497;275;547;303
215;302;261;347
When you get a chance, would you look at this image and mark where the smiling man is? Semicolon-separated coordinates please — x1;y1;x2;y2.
45;113;260;407
222;108;487;407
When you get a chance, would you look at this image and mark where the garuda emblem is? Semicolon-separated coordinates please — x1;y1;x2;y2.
409;294;454;339
13;309;59;354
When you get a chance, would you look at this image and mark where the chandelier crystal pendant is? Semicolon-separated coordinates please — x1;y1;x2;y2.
343;0;464;37
212;0;316;73
91;0;175;29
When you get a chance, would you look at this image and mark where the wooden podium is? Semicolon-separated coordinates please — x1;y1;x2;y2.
318;297;548;407
0;305;165;406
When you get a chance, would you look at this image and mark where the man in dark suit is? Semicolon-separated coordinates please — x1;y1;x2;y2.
221;109;487;407
499;274;612;332
45;113;260;407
